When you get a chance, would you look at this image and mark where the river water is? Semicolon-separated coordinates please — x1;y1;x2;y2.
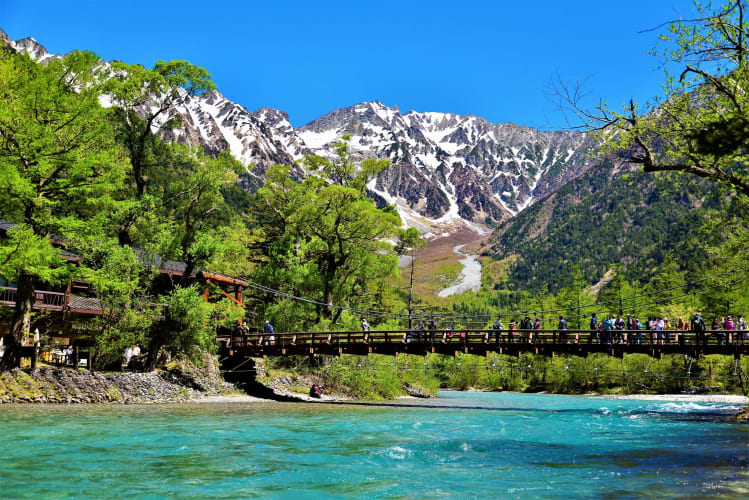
1;392;747;498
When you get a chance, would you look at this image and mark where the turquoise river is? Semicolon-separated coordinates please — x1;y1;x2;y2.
1;392;747;498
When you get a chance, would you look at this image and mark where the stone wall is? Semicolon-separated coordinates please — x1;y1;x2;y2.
0;354;238;404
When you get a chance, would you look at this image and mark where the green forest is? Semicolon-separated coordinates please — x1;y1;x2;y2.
0;0;747;398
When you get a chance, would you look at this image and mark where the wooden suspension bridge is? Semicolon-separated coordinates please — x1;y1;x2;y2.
219;328;748;360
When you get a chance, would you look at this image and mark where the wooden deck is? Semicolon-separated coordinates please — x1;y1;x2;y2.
220;329;749;359
0;286;103;315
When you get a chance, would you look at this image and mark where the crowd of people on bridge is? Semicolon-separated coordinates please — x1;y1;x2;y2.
222;311;746;349
397;311;747;347
481;312;747;346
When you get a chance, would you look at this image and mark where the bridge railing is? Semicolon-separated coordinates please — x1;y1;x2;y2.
225;328;748;350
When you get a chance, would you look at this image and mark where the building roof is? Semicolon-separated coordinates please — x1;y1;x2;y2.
67;296;105;313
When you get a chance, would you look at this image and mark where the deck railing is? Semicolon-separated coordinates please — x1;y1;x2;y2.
0;286;67;311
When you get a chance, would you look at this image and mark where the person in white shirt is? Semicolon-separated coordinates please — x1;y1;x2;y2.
123;346;133;365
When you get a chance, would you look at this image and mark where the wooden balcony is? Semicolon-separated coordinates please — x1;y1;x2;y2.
0;286;103;315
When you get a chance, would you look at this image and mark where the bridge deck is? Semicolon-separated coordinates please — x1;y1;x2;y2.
220;329;748;359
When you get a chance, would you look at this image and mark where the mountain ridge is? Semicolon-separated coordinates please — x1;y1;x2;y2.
1;28;599;237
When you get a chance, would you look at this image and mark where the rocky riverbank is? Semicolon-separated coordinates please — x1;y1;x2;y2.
0;355;239;404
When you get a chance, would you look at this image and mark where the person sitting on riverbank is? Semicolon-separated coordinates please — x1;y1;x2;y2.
123;346;133;366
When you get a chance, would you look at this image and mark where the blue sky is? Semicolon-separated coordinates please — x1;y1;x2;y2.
1;0;698;129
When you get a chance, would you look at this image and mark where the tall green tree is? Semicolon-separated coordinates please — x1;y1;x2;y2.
0;49;125;368
253;137;409;325
103;60;215;245
155;148;245;286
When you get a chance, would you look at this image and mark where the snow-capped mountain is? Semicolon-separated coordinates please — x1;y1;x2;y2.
296;101;596;227
3;29;598;234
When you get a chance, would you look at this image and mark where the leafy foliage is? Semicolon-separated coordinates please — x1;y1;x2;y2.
250;137;410;327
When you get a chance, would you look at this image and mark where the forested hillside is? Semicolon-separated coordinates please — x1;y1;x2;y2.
482;156;723;294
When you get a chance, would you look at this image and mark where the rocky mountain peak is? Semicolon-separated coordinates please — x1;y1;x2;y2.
14;36;56;62
5;28;599;236
250;107;292;132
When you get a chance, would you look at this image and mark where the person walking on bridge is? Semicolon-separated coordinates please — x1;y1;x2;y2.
264;320;275;346
601;316;614;345
691;314;706;347
589;313;599;344
508;319;517;343
724;316;736;344
737;315;747;345
557;315;568;344
491;317;503;344
518;316;531;344
360;318;370;343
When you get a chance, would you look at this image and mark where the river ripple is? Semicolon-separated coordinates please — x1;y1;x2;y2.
1;392;747;498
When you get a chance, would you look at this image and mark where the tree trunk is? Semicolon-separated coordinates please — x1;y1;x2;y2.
144;319;171;371
1;272;36;370
321;256;336;319
179;261;196;288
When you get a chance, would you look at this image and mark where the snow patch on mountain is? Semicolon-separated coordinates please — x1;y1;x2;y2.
5;30;598;238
